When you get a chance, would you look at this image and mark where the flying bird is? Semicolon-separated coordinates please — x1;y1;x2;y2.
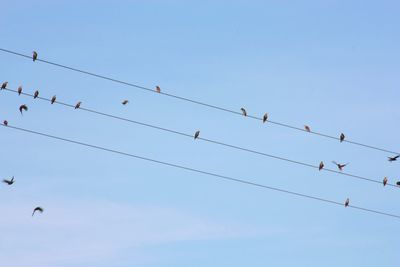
32;207;43;216
383;177;388;186
388;155;400;162
1;81;8;89
319;161;324;171
19;104;28;115
156;86;161;93
332;161;349;171
33;90;39;99
340;133;345;142
75;101;82;109
344;198;350;207
32;51;38;61
240;108;247;117
51;95;56;104
2;176;14;185
17;86;22;95
3;120;8;126
262;113;268;123
194;130;200;139
121;100;129;105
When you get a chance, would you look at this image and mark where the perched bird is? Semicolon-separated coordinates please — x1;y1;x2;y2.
332;161;349;171
32;207;43;217
19;104;28;115
3;120;8;126
121;100;129;105
344;198;350;207
32;51;38;61
33;90;39;99
194;130;200;140
340;133;345;142
75;101;82;109
388;155;400;162
397;181;400;186
17;86;22;95
262;113;268;123
240;108;247;117
2;176;14;185
156;86;161;93
319;161;324;171
51;95;56;104
1;81;8;89
383;177;388;186
304;125;311;132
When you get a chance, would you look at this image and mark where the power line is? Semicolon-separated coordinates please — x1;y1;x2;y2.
1;123;399;220
1;86;397;188
0;47;398;155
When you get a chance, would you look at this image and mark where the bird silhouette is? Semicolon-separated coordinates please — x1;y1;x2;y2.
332;161;349;171
33;90;39;99
383;177;388;186
32;207;43;216
345;198;350;207
75;101;82;109
319;161;324;171
1;81;8;89
340;133;345;142
19;104;28;115
304;125;311;132
2;176;14;185
51;95;56;104
32;51;38;61
156;86;161;93
17;86;22;95
263;113;268;123
122;100;129;105
194;130;200;139
240;108;247;117
397;181;400;186
388;155;400;162
3;120;8;126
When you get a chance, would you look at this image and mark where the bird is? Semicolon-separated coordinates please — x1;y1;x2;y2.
51;95;56;104
17;86;22;95
397;181;400;186
19;104;28;115
340;133;345;142
304;125;311;132
344;198;350;207
75;101;82;109
383;177;388;186
2;176;14;185
121;100;129;105
388;155;400;162
34;90;39;99
3;120;8;126
32;207;43;216
32;51;38;61
1;81;8;89
194;130;200;139
332;161;349;171
156;86;161;93
240;108;247;117
319;161;324;171
262;113;268;123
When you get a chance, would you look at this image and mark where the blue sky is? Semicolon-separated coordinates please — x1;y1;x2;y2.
0;0;399;266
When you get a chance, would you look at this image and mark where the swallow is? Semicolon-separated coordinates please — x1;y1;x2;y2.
156;86;161;93
304;125;311;132
2;176;14;185
34;90;39;99
32;207;43;216
332;161;349;171
51;95;56;104
17;86;22;95
1;81;8;89
33;51;38;61
194;130;200;139
263;113;268;123
3;120;8;126
340;133;345;142
75;101;82;109
240;108;247;117
344;198;350;207
19;104;28;115
388;155;400;162
122;100;129;105
319;161;324;171
383;177;388;186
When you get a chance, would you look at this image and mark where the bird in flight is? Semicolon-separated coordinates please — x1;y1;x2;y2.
17;86;22;95
34;90;39;99
194;130;200;140
51;95;56;104
319;161;324;171
122;100;129;105
1;81;8;89
32;207;43;216
304;125;311;132
156;86;161;93
383;177;388;186
263;113;268;123
344;198;350;207
332;161;349;171
388;155;400;162
19;104;28;115
340;133;345;142
3;120;8;126
240;108;247;117
2;176;14;185
75;101;82;109
33;51;38;61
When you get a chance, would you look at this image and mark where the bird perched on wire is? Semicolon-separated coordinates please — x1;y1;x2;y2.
319;161;324;171
1;81;8;89
75;101;82;109
122;100;129;105
263;113;268;123
240;108;247;117
3;120;8;126
32;51;38;61
344;198;350;207
397;181;400;186
2;176;14;185
17;86;22;95
388;155;400;162
19;104;28;115
51;95;56;104
156;86;161;93
304;125;311;132
383;177;388;186
194;130;200;140
32;207;43;216
340;133;345;142
33;90;39;99
332;161;349;171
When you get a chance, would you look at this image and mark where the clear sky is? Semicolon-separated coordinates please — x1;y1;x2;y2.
0;1;399;266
